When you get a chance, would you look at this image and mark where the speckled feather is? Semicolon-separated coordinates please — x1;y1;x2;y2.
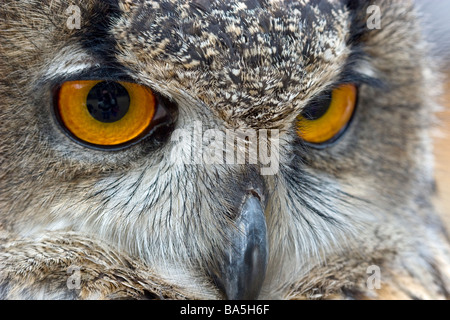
114;0;351;130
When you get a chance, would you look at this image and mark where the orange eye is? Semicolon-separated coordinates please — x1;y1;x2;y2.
297;84;358;145
56;80;156;147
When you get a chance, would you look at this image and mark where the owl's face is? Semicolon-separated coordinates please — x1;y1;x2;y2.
0;0;442;299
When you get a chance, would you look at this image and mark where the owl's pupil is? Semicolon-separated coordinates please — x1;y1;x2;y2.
301;92;332;121
86;81;130;123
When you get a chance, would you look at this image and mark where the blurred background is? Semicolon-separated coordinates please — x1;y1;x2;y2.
417;0;450;228
434;78;450;229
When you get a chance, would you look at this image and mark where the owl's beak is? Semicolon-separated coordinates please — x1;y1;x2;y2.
219;194;268;300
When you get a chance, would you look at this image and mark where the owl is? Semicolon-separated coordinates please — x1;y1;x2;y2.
1;0;449;300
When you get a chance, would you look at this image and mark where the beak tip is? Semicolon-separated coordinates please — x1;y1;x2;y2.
219;195;269;300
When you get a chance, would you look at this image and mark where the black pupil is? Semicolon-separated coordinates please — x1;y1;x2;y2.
86;81;130;123
301;91;332;121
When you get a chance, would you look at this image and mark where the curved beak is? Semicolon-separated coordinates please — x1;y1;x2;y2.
219;194;269;300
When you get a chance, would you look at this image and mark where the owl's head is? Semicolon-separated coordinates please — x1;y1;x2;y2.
0;0;445;299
